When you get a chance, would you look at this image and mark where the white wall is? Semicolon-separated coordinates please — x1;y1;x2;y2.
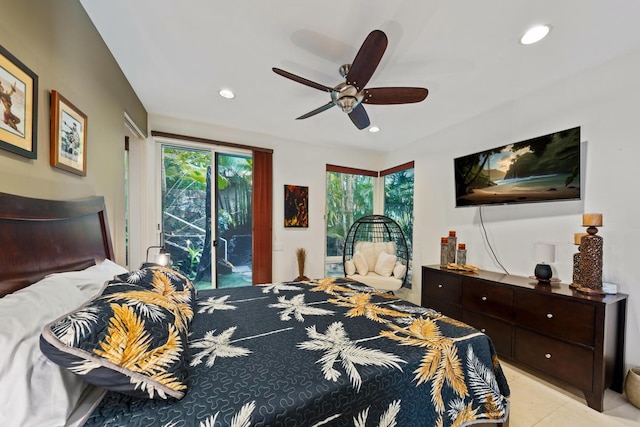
392;47;640;370
139;115;384;282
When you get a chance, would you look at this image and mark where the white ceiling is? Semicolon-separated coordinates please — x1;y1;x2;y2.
80;0;640;152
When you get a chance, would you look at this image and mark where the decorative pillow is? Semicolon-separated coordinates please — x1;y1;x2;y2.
40;268;195;400
393;262;407;279
344;260;356;276
355;241;397;270
111;265;196;325
374;251;397;277
352;251;369;275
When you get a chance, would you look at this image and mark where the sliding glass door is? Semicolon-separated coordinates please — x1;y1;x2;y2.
215;152;253;288
160;143;252;289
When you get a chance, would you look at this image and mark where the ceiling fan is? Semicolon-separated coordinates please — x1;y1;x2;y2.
273;30;428;130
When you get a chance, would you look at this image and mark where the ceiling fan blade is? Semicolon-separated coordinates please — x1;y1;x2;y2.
348;104;370;130
296;101;336;120
346;30;388;92
272;67;334;92
363;87;429;105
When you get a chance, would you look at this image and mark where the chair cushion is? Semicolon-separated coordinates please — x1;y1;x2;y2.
355;241;397;270
346;272;403;291
393;263;407;279
344;260;356;276
374;251;397;277
352;251;369;276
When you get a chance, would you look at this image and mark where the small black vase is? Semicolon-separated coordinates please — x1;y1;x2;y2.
534;263;552;284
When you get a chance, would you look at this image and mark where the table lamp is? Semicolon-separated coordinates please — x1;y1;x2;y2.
141;245;172;268
534;243;556;284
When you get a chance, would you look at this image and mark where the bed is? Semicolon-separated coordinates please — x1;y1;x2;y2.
0;192;510;427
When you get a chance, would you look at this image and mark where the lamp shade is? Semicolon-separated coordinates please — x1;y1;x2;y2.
535;243;556;264
155;251;171;266
574;232;588;245
582;213;603;227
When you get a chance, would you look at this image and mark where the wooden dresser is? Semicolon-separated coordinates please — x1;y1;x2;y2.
421;265;627;412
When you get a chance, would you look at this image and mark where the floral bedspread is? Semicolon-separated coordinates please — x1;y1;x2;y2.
85;278;509;427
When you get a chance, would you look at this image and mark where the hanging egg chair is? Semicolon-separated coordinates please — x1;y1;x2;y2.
342;214;409;291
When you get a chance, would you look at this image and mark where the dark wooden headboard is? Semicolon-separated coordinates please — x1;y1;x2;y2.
0;192;115;297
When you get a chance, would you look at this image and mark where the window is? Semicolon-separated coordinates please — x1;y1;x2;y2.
382;162;415;280
325;162;415;282
325;165;376;277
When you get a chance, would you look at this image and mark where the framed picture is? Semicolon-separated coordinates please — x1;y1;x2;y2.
0;44;38;159
50;90;87;176
284;185;308;228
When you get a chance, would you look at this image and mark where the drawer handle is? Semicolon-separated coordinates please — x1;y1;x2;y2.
481;296;487;301
546;313;553;319
438;284;443;288
545;353;552;359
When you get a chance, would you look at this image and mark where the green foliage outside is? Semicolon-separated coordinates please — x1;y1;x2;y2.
161;146;252;281
325;172;374;257
384;169;414;258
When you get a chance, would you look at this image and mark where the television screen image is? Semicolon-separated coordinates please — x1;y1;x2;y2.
454;127;581;207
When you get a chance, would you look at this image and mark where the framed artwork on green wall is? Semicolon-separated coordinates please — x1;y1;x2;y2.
50;90;87;176
0;44;38;159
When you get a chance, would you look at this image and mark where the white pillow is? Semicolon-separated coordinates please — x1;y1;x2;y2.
0;276;93;427
352;251;369;275
393;263;407;279
355;241;397;270
374;251;397;277
344;260;356;276
45;259;128;297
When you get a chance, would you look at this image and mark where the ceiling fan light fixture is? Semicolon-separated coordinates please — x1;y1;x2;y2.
336;96;357;113
218;88;235;99
520;25;551;45
369;126;380;133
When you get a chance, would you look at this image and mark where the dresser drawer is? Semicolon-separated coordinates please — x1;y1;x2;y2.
515;291;595;346
462;309;513;358
425;298;461;320
462;280;513;320
422;269;462;305
514;327;593;391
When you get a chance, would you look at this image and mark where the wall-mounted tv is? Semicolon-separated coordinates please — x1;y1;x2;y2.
454;126;581;207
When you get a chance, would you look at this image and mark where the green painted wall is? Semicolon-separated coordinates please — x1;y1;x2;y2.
0;0;147;264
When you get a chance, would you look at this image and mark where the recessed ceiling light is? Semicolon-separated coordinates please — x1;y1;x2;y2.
520;25;551;45
369;126;380;133
218;88;235;99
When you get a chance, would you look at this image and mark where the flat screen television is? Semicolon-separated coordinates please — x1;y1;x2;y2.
454;126;581;207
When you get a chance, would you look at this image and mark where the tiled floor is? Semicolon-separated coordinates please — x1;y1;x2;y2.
502;361;640;426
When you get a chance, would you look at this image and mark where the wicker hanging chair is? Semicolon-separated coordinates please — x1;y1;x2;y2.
342;215;409;289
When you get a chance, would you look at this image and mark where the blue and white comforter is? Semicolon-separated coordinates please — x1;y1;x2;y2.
85;278;509;426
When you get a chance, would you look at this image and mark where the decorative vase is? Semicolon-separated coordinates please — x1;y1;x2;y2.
534;263;552;284
294;248;309;281
577;213;604;295
447;230;457;264
625;368;640;409
440;237;449;266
